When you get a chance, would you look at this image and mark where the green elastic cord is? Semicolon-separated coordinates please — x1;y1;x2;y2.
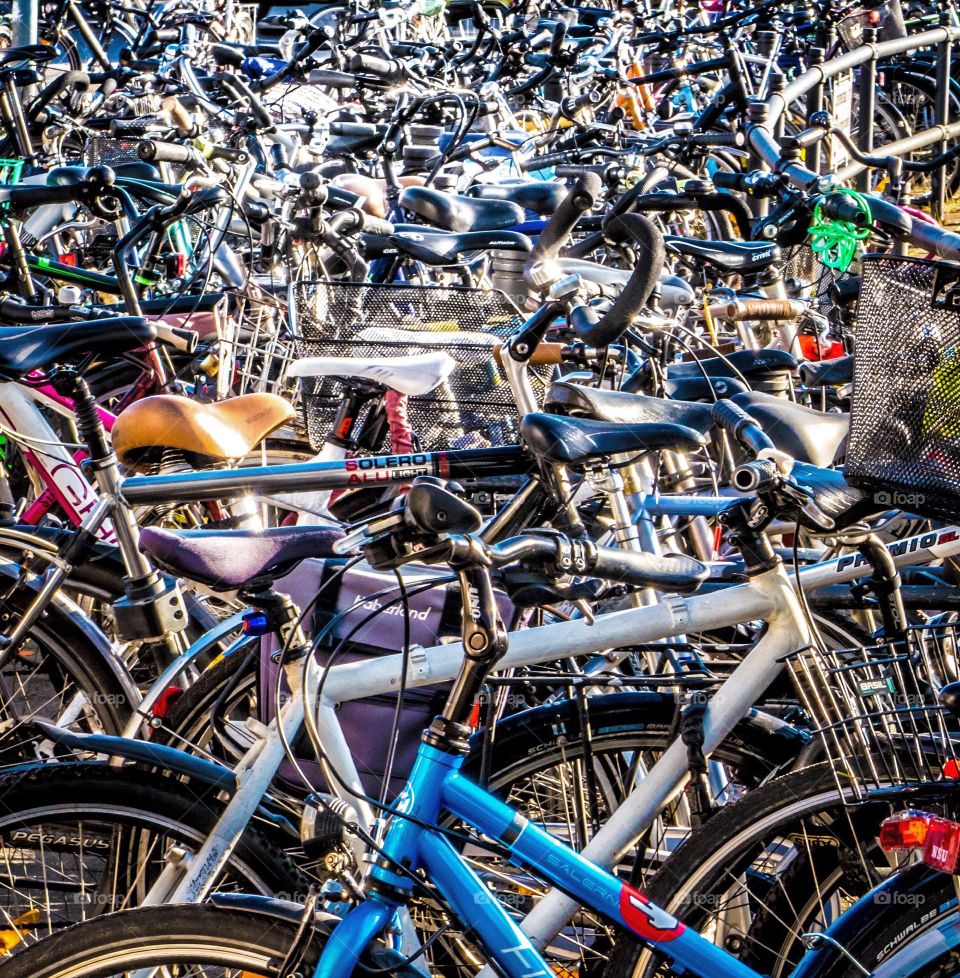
807;187;872;273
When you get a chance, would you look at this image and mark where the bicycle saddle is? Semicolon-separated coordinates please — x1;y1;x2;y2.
664;237;781;274
545;383;715;434
662;375;750;400
46;166;112;188
667;348;797;379
400;187;525;233
391;228;532;265
139;524;345;591
0;318;156;379
733;390;849;468
0;44;56;67
521;412;706;467
467;181;567;216
287;351;457;397
112;393;295;472
799;354;854;388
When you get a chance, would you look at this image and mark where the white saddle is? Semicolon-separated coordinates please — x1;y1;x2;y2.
287;351;457;396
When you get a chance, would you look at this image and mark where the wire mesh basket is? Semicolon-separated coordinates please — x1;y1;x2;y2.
836;0;906;49
846;254;960;522
787;622;960;803
83;136;149;168
782;243;852;339
291;281;541;453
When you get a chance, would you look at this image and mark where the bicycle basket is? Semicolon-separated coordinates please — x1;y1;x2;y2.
845;254;960;522
291;281;542;453
83;136;148;168
787;623;960;803
783;243;852;339
837;0;906;49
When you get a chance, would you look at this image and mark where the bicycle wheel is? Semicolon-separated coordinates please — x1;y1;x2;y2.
0;904;421;976
0;563;135;761
604;764;960;978
0;763;308;949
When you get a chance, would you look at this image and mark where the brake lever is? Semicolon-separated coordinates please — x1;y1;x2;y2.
778;476;836;531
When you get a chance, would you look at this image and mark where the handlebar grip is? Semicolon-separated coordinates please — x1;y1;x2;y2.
706;298;804;322
712;170;748;191
308;68;357;88
219;73;273;130
210;43;245;68
328;121;384;139
527;171;602;265
151;322;200;354
590;545;707;593
3;184;86;209
710;399;774;455
208;145;249;163
361;216;395;236
573;213;664;347
493;341;566;366
732;457;780;493
349;52;404;83
690;130;744;147
138;140;197;164
527;26;553;49
819;193;869;228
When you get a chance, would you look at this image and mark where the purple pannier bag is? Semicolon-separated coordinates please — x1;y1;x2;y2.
261;558;516;797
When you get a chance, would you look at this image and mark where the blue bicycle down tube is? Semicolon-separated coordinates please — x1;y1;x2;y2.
442;772;766;978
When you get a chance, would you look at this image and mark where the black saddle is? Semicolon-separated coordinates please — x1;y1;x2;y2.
400;186;524;233
668;348;797;380
46;165;114;188
111;161;164;183
391;228;531;265
799;355;854;388
665;237;781;275
139;524;346;591
545;382;714;434
663;375;750;401
0;45;56;68
0;318;156;379
467;181;567;216
521;412;706;467
733;390;849;468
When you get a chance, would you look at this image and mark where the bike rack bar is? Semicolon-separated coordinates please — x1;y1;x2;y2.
856;27;878;193
934;12;954;221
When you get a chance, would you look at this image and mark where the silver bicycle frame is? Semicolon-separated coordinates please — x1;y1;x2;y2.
138;524;960;930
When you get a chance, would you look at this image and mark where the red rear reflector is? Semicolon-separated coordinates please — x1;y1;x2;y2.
944;759;960;779
174;253;188;278
468;701;481;728
924;818;960;873
57;252;77;266
879;810;932;850
798;334;845;361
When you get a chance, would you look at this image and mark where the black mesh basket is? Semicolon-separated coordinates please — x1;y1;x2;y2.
782;244;853;339
846;254;960;521
291;281;544;452
83;136;148;168
837;0;906;49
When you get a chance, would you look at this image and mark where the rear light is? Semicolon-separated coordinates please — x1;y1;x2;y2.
879;810;932;850
879;810;960;873
869;8;882;23
57;252;77;266
798;334;845;361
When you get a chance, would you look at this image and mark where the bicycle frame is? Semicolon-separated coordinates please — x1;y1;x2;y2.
134;521;960;917
311;737;762;978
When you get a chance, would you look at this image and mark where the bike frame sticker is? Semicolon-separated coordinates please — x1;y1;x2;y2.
619;884;685;942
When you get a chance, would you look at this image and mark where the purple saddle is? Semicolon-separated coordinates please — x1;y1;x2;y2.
139;524;347;590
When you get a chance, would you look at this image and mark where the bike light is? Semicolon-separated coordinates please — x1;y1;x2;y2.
242;611;270;635
868;8;882;23
879;810;933;850
943;759;960;779
923;817;960;873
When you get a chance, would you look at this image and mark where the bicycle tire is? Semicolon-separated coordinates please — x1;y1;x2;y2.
604;764;960;978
